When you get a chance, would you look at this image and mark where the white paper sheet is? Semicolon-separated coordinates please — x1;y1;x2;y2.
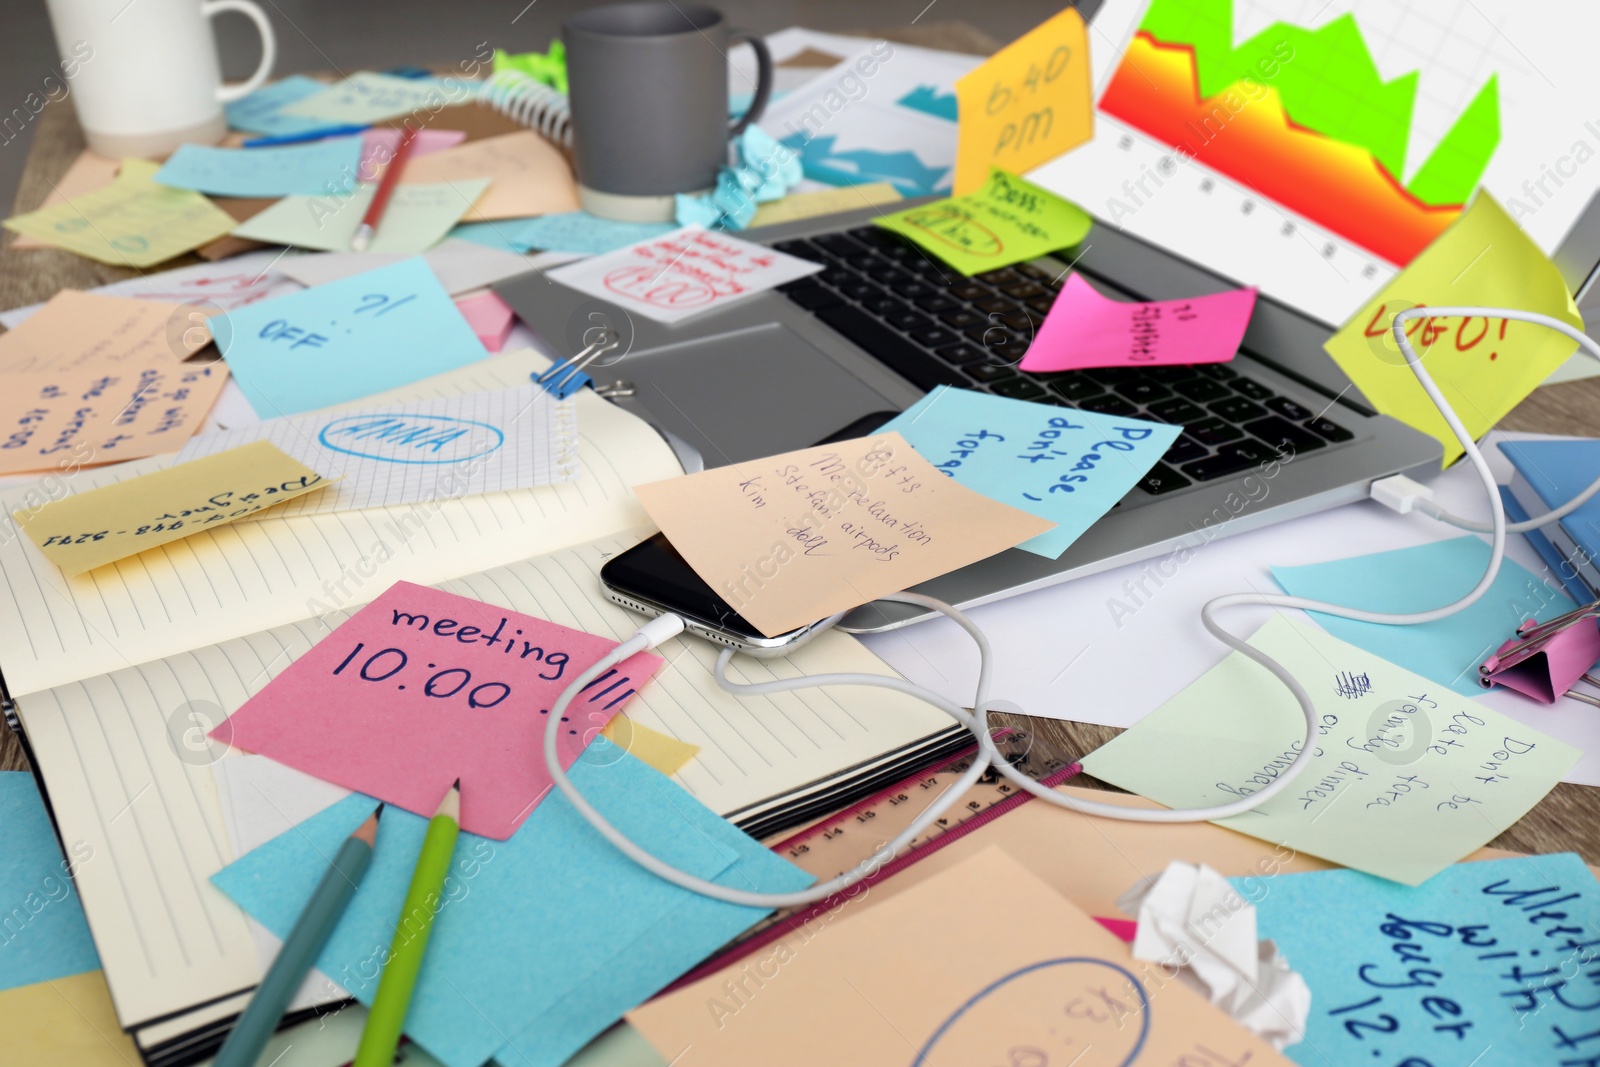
0;251;304;328
861;431;1600;785
274;237;538;295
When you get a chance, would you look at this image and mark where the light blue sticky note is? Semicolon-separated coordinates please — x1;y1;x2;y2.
880;386;1180;558
154;138;362;198
215;257;487;416
449;220;536;253
0;772;100;991
1242;854;1600;1067
1272;536;1578;695
212;742;810;1067
224;74;332;136
512;212;676;255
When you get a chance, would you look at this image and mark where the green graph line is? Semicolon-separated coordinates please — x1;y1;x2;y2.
1136;0;1498;205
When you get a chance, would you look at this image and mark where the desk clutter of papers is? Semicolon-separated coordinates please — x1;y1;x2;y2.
2;24;1600;1067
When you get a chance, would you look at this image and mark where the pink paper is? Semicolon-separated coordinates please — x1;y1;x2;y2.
1019;274;1257;373
454;291;516;353
359;128;468;182
215;582;663;838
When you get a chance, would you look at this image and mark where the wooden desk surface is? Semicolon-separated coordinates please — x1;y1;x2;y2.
4;37;1600;866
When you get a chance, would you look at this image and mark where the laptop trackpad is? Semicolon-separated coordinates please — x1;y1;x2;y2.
618;323;894;466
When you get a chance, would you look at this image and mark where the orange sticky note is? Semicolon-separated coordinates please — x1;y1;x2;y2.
633;432;1053;638
0;290;212;374
953;7;1094;195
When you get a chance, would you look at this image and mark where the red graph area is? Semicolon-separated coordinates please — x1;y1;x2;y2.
1099;32;1460;265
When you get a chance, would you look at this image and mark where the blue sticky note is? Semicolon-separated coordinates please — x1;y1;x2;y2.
512;212;676;255
215;258;488;416
154;138;362;198
0;772;100;991
1272;536;1577;695
449;220;536;253
880;386;1180;558
1243;854;1600;1067
224;74;331;136
212;742;810;1067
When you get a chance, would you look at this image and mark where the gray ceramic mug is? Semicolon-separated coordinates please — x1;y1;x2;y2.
564;2;773;221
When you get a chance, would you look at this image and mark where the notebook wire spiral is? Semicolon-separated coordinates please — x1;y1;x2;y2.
479;70;574;147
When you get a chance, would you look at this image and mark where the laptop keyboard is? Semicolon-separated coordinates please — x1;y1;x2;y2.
771;226;1354;496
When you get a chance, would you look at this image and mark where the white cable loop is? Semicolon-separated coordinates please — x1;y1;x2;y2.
540;304;1575;906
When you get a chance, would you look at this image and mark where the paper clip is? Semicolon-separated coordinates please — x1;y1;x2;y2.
533;330;621;400
1479;600;1600;706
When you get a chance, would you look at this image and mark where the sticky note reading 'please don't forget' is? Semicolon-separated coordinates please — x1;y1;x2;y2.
633;432;1053;638
214;582;662;839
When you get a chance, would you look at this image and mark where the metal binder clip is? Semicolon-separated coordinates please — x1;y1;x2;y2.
533;331;621;400
1479;600;1600;706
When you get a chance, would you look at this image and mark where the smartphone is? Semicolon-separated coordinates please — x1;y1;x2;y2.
602;411;900;656
600;533;841;657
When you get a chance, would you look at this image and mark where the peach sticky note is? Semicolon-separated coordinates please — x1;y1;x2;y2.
400;131;580;220
215;581;664;839
0;359;228;475
0;290;212;374
454;290;516;352
633;432;1053;638
629;847;1293;1067
13;441;329;576
1020;274;1257;372
953;7;1093;195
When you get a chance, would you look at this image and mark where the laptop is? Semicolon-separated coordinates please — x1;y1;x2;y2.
497;7;1600;634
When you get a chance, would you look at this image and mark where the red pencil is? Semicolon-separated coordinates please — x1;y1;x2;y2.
351;126;419;251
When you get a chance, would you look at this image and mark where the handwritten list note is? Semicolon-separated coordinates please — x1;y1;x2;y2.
634;432;1053;637
13;441;328;575
953;7;1092;195
231;179;490;254
1081;615;1579;885
876;167;1092;276
153;138;363;198
0;361;228;476
0;291;212;374
279;71;464;125
546;225;823;324
215;581;663;838
1250;854;1600;1067
1020;275;1258;372
881;386;1178;558
3;162;237;267
215;257;487;416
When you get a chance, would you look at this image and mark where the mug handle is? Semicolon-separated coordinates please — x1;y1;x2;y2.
727;31;773;135
203;0;278;103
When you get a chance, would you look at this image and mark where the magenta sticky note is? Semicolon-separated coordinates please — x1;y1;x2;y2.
215;582;663;839
454;291;516;353
1019;274;1257;373
358;128;467;182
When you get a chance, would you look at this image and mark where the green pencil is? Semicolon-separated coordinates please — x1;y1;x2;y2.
214;805;381;1067
352;779;461;1067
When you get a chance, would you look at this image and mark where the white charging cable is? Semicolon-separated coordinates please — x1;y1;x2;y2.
541;304;1580;908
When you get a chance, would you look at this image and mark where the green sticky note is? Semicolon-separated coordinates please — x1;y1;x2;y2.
874;167;1091;276
1080;614;1579;886
232;179;490;254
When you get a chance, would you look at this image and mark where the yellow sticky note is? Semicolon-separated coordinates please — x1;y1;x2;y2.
750;182;903;228
3;159;236;267
601;716;701;777
0;970;142;1067
953;8;1093;196
1323;194;1582;466
14;441;330;575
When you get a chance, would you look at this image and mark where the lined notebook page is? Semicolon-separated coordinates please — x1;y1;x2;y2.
17;533;950;1029
0;352;682;697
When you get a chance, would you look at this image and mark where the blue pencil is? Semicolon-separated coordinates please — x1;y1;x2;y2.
243;124;371;147
212;805;382;1067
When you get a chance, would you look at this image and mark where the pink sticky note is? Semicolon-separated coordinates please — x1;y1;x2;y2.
454;291;516;353
1019;274;1258;373
215;582;663;839
359;128;468;182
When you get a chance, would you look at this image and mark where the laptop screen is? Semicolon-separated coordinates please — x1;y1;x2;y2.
1031;0;1600;326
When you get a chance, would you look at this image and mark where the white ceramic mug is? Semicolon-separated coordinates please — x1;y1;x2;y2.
44;0;276;158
